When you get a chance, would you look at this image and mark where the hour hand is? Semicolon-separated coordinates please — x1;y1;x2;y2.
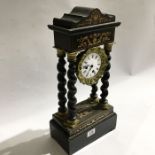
83;65;89;69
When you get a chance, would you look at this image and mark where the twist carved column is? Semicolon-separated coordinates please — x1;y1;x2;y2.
67;52;78;125
99;43;113;107
90;84;98;99
57;49;67;114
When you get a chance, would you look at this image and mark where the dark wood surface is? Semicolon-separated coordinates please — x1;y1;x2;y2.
90;84;98;99
67;60;77;121
53;6;115;29
100;48;112;104
57;54;67;113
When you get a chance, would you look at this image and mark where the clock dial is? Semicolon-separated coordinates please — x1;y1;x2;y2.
81;53;101;78
77;47;108;85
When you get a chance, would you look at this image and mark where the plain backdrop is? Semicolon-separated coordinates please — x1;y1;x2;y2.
0;0;155;155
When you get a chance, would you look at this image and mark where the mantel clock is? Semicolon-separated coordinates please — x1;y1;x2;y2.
48;6;121;155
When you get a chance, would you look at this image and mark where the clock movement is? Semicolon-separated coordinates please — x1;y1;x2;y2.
48;6;121;155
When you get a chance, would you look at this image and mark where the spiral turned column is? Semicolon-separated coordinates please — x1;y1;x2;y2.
90;84;98;99
67;52;78;126
99;43;113;106
57;49;67;114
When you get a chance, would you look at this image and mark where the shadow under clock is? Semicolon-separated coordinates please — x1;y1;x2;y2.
0;129;67;155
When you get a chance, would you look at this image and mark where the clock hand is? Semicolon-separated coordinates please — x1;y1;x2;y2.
86;65;93;77
86;66;91;77
83;65;89;69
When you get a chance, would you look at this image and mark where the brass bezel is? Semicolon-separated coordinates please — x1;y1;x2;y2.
77;47;108;86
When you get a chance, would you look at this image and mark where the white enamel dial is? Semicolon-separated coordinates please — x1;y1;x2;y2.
81;53;101;78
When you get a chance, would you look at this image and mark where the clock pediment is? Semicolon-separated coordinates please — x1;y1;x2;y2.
53;6;115;29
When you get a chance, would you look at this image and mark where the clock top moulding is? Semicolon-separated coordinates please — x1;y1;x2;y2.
48;6;121;52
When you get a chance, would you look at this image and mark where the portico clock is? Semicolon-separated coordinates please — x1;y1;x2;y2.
48;6;121;155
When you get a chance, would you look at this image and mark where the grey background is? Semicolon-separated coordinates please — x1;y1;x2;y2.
0;0;155;155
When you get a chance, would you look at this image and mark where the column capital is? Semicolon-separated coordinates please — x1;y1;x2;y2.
104;42;114;52
67;52;77;61
57;49;66;57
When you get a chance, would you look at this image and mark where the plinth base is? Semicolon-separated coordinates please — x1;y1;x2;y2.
50;99;117;155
